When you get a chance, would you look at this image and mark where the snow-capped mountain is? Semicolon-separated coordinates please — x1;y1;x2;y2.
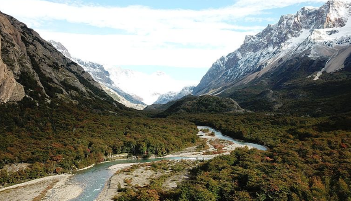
194;0;351;95
106;67;196;105
154;86;195;104
49;40;146;110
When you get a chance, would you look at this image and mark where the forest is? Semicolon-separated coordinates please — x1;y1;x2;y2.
1;91;351;201
114;113;351;201
0;98;198;186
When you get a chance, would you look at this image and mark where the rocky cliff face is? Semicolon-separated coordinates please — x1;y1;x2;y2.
0;35;24;103
0;11;114;105
194;0;351;95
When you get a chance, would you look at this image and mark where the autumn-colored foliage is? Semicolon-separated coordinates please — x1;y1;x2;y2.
0;99;198;186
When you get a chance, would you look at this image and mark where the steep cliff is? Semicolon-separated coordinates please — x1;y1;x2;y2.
0;35;24;103
0;11;116;106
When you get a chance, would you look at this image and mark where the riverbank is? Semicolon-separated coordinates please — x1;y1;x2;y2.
96;160;198;201
0;174;82;201
0;126;263;201
164;126;255;159
97;127;260;200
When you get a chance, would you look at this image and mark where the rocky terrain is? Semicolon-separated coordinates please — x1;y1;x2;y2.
0;35;24;103
0;11;115;105
49;40;146;110
194;0;351;96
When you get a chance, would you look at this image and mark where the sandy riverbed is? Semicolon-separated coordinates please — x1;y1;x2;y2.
0;174;82;201
96;160;197;201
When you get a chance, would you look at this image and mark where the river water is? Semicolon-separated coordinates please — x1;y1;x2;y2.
69;158;174;201
197;126;267;151
69;126;266;201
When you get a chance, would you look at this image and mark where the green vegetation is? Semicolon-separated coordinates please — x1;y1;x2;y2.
114;160;199;201
158;95;243;117
2;10;350;200
0;99;198;186
221;57;351;116
108;112;351;201
136;113;350;201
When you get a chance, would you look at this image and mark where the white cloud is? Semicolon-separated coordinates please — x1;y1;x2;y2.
106;67;197;105
38;29;250;68
234;0;327;9
0;0;329;70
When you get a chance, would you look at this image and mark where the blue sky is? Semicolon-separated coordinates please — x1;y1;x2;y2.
0;0;327;83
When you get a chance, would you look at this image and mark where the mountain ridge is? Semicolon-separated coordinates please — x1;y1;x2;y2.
0;11;111;105
153;86;195;105
49;40;147;110
194;0;351;96
157;95;245;117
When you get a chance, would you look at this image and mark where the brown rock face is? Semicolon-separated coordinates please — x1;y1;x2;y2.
0;35;24;103
0;11;109;104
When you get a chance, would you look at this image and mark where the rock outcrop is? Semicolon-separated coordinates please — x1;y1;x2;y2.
0;11;113;104
0;35;25;103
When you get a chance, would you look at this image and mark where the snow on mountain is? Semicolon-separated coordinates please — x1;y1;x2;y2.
194;0;351;95
49;40;147;109
50;40;196;106
154;86;195;105
106;66;197;105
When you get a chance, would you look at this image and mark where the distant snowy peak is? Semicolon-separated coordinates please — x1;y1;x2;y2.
154;86;195;104
49;40;147;109
106;66;195;105
49;40;114;86
49;40;71;58
194;0;351;95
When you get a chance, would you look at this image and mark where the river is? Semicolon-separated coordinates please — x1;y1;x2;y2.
197;126;267;151
69;126;266;201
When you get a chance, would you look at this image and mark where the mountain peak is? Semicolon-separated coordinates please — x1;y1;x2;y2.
194;0;351;95
153;86;195;105
321;0;350;28
48;40;147;109
48;40;72;58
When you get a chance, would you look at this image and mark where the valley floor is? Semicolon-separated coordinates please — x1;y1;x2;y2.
97;128;257;201
0;127;256;201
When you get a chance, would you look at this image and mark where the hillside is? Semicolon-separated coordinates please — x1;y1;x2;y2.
158;95;245;116
0;11;123;109
49;41;146;110
194;0;351;115
1;1;351;201
0;11;199;187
